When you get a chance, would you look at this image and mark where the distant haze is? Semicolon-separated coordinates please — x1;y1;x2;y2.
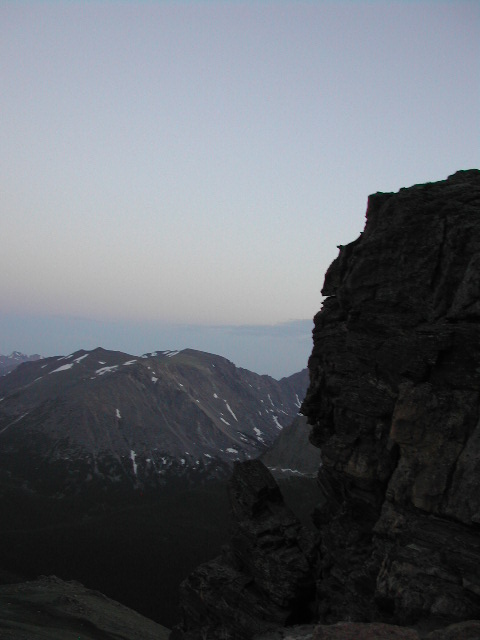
1;2;478;374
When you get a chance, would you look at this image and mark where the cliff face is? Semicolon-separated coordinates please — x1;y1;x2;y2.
302;169;480;625
172;170;480;638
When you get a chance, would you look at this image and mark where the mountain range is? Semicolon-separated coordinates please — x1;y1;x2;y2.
0;351;42;376
0;347;309;628
0;347;308;494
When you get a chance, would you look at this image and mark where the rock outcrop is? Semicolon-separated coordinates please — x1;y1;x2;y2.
171;460;316;639
172;169;480;638
0;575;170;640
254;620;480;639
301;169;480;626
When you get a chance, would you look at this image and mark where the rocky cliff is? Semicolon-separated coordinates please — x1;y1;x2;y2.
172;169;480;638
171;460;317;640
302;169;480;627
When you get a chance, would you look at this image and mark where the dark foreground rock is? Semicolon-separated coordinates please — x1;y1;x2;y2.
173;169;480;639
0;575;170;640
254;620;480;639
302;169;480;626
171;460;316;639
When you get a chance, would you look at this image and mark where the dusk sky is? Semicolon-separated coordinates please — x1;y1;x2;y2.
1;1;479;377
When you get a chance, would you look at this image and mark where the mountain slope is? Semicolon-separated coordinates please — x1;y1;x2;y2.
0;352;42;376
261;415;322;478
0;347;307;493
0;575;170;640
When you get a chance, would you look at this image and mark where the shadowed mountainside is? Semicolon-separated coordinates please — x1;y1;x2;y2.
0;349;307;628
0;575;170;639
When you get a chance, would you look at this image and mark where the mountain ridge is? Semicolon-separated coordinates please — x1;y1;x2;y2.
0;346;308;494
0;351;42;376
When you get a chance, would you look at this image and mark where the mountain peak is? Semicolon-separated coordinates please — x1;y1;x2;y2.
0;346;308;494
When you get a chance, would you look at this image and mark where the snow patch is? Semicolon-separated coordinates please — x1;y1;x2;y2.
151;376;158;383
130;450;138;475
116;408;121;419
50;363;74;374
268;467;305;476
220;417;231;426
225;402;238;421
123;359;137;366
226;448;238;454
272;415;283;430
96;365;118;375
295;394;302;408
74;354;89;363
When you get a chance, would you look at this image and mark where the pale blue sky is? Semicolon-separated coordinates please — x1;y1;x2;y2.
1;1;479;376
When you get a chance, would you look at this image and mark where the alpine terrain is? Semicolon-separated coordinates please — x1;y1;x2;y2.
0;347;308;628
0;347;307;494
0;351;42;376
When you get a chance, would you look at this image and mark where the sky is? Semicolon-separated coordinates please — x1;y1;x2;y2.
1;1;479;377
